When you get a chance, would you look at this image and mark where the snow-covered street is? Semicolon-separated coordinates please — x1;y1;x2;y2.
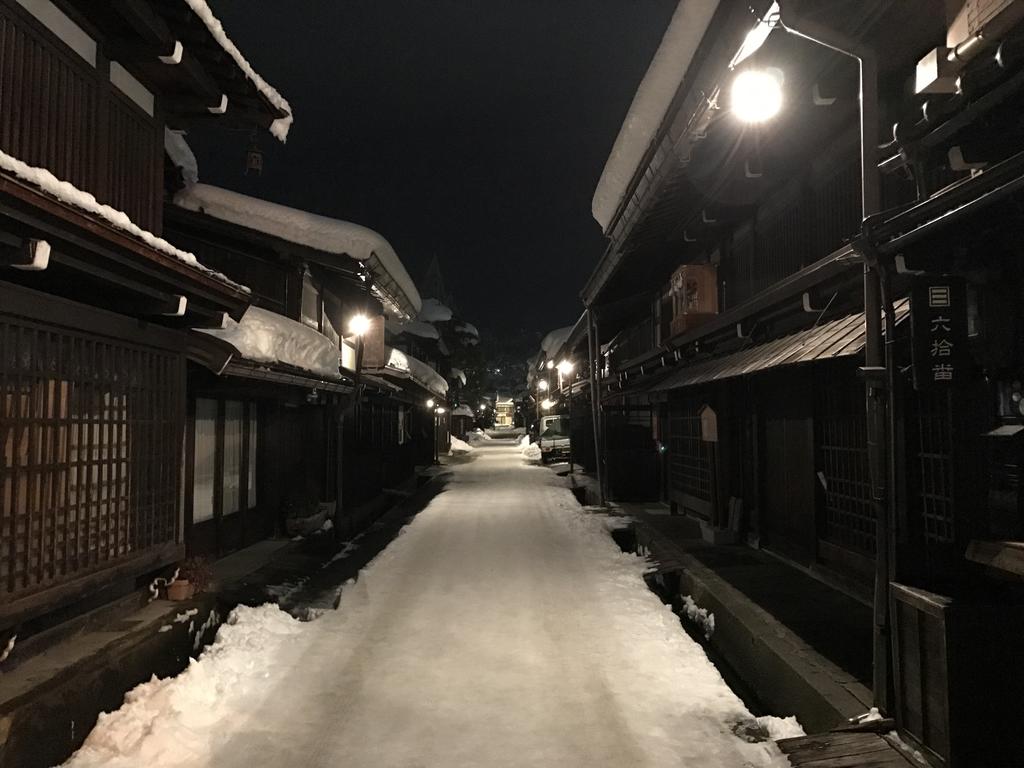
63;442;797;768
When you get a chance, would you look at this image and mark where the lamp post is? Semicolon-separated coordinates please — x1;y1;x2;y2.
730;2;891;711
536;379;548;435
426;399;438;464
557;360;575;474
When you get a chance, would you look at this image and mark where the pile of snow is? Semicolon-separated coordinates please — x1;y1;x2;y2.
419;298;453;323
518;434;532;448
449;436;474;455
173;184;420;318
681;595;715;640
201;306;342;380
182;0;293;142
0;149;246;292
451;404;475;418
387;318;439;340
540;326;573;358
591;0;719;232
520;438;544;462
164;129;198;185
465;429;492;442
381;347;448;397
450;367;467;386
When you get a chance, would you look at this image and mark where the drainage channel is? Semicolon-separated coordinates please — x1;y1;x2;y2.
609;523;771;720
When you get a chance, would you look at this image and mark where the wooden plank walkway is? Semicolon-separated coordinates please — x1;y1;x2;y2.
777;731;919;767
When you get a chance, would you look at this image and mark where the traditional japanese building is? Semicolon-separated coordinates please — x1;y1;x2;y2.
0;0;289;641
574;1;1024;764
164;181;446;547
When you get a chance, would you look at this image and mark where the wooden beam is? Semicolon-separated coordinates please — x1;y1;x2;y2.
111;0;176;49
966;540;1024;577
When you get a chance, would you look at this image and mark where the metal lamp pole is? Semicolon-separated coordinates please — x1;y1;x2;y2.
739;3;890;710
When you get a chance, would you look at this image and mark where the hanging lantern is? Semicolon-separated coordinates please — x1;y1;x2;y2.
245;131;263;176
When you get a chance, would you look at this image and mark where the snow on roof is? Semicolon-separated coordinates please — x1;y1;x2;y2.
183;0;293;142
540;326;573;357
450;367;467;386
164;128;199;185
419;298;453;323
451;404;474;418
591;0;720;233
0;148;247;292
454;322;479;338
387;318;439;340
201;306;341;380
173;183;421;318
382;347;449;398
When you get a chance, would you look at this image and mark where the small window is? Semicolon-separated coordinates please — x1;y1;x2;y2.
193;399;218;523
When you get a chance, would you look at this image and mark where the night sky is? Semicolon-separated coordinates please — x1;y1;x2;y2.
192;1;677;339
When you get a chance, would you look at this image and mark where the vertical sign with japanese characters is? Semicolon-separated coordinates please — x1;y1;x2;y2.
911;277;968;391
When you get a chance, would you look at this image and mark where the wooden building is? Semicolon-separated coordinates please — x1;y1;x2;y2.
573;1;1024;764
0;0;290;636
165;182;444;546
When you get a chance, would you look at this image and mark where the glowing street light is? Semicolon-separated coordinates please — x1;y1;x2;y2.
541;398;554;411
556;360;574;375
730;68;784;123
347;313;371;336
537;379;549;391
436;407;446;415
479;403;487;412
545;360;554;370
426;398;435;409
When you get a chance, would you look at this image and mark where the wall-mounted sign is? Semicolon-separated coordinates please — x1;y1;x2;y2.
911;277;968;391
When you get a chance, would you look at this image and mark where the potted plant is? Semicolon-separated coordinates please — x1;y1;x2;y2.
166;556;213;601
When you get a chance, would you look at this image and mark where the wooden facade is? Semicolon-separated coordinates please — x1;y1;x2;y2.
0;0;287;634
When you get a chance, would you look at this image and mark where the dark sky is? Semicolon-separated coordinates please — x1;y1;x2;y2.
193;0;677;337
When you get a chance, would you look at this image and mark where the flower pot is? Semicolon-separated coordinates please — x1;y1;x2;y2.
167;579;194;601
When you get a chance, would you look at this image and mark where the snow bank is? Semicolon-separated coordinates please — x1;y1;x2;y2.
451;404;474;418
419;298;453;323
591;0;720;232
164;129;198;185
174;184;420;318
0;149;246;292
450;367;467;385
540;325;573;358
182;0;293;142
201;306;342;380
63;604;304;768
521;441;542;462
681;594;715;640
382;347;449;397
449;436;474;455
388;318;439;340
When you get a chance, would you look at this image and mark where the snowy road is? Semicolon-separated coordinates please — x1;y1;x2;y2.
64;442;796;768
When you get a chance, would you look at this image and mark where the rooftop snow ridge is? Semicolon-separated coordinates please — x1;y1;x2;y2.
200;306;342;380
173;183;421;318
183;0;294;142
0;148;247;292
591;0;719;233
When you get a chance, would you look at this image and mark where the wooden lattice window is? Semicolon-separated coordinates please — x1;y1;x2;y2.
1;316;184;601
912;389;956;544
817;367;876;555
668;396;711;508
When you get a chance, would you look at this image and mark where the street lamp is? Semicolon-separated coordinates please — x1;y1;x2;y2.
426;398;435;409
541;398;554;411
730;68;783;123
557;360;576;475
545;360;554;370
347;313;371;337
727;2;891;711
537;379;548;391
